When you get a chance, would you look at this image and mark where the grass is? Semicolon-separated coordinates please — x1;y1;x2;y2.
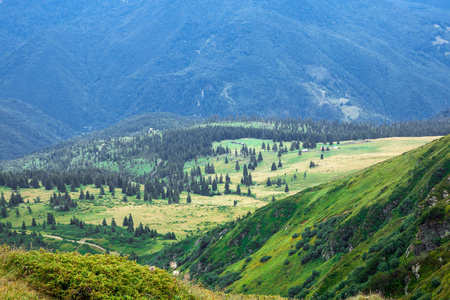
155;135;449;298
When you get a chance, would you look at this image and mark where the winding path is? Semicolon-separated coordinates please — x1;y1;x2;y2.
42;234;112;253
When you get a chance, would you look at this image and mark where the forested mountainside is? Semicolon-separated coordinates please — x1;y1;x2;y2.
0;111;198;161
0;99;74;160
148;135;450;299
0;0;449;132
2;117;448;181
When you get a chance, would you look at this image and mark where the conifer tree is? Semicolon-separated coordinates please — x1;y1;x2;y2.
225;173;231;183
79;189;85;200
32;217;37;227
224;182;231;194
235;161;240;171
271;162;277;171
102;218;107;226
22;221;26;230
187;193;192;204
266;177;272;186
236;185;241;195
285;184;289;192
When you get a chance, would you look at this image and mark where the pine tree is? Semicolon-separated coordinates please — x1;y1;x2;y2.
102;218;107;226
225;173;231;183
187;193;192;204
272;195;276;202
235;161;240;171
321;153;324;159
32;217;37;227
247;188;251;197
1;206;7;218
285;184;289;192
262;142;266;150
236;185;241;195
111;218;117;227
258;152;263;161
224;182;231;194
22;221;26;230
225;157;229;164
79;189;85;200
123;216;128;227
271;162;277;171
266;177;272;186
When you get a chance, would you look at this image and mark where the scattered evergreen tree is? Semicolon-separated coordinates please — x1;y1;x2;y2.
187;193;192;204
224;182;231;195
271;162;277;171
285;184;289;192
31;217;37;227
235;161;240;171
236;185;241;195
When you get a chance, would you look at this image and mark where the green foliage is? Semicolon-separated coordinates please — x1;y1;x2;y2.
260;256;272;263
0;246;195;300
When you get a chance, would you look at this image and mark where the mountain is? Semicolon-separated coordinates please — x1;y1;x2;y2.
0;0;449;131
0;99;74;160
83;112;202;139
148;135;450;299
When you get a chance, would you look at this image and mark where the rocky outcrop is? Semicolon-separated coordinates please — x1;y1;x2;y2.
414;220;450;255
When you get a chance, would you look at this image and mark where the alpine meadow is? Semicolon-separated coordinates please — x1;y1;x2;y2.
0;0;450;299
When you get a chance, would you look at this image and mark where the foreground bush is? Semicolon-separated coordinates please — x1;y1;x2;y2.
0;245;194;299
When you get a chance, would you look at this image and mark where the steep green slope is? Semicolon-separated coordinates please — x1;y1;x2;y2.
0;99;75;160
149;136;450;299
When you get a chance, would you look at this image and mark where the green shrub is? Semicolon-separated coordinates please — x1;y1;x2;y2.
260;256;272;263
0;246;194;300
430;276;441;288
288;286;302;298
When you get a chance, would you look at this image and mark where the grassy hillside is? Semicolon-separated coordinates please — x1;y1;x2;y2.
148;135;450;299
0;137;437;261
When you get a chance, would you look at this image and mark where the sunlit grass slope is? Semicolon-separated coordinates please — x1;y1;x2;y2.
149;135;450;299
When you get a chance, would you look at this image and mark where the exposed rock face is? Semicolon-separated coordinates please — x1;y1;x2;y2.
414;221;450;255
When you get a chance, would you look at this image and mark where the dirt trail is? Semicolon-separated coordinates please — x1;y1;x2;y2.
43;234;110;253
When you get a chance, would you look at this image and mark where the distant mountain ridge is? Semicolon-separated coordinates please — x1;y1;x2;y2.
0;99;74;160
0;0;449;131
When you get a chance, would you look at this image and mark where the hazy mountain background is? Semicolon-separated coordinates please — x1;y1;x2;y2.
0;0;449;157
0;99;74;160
